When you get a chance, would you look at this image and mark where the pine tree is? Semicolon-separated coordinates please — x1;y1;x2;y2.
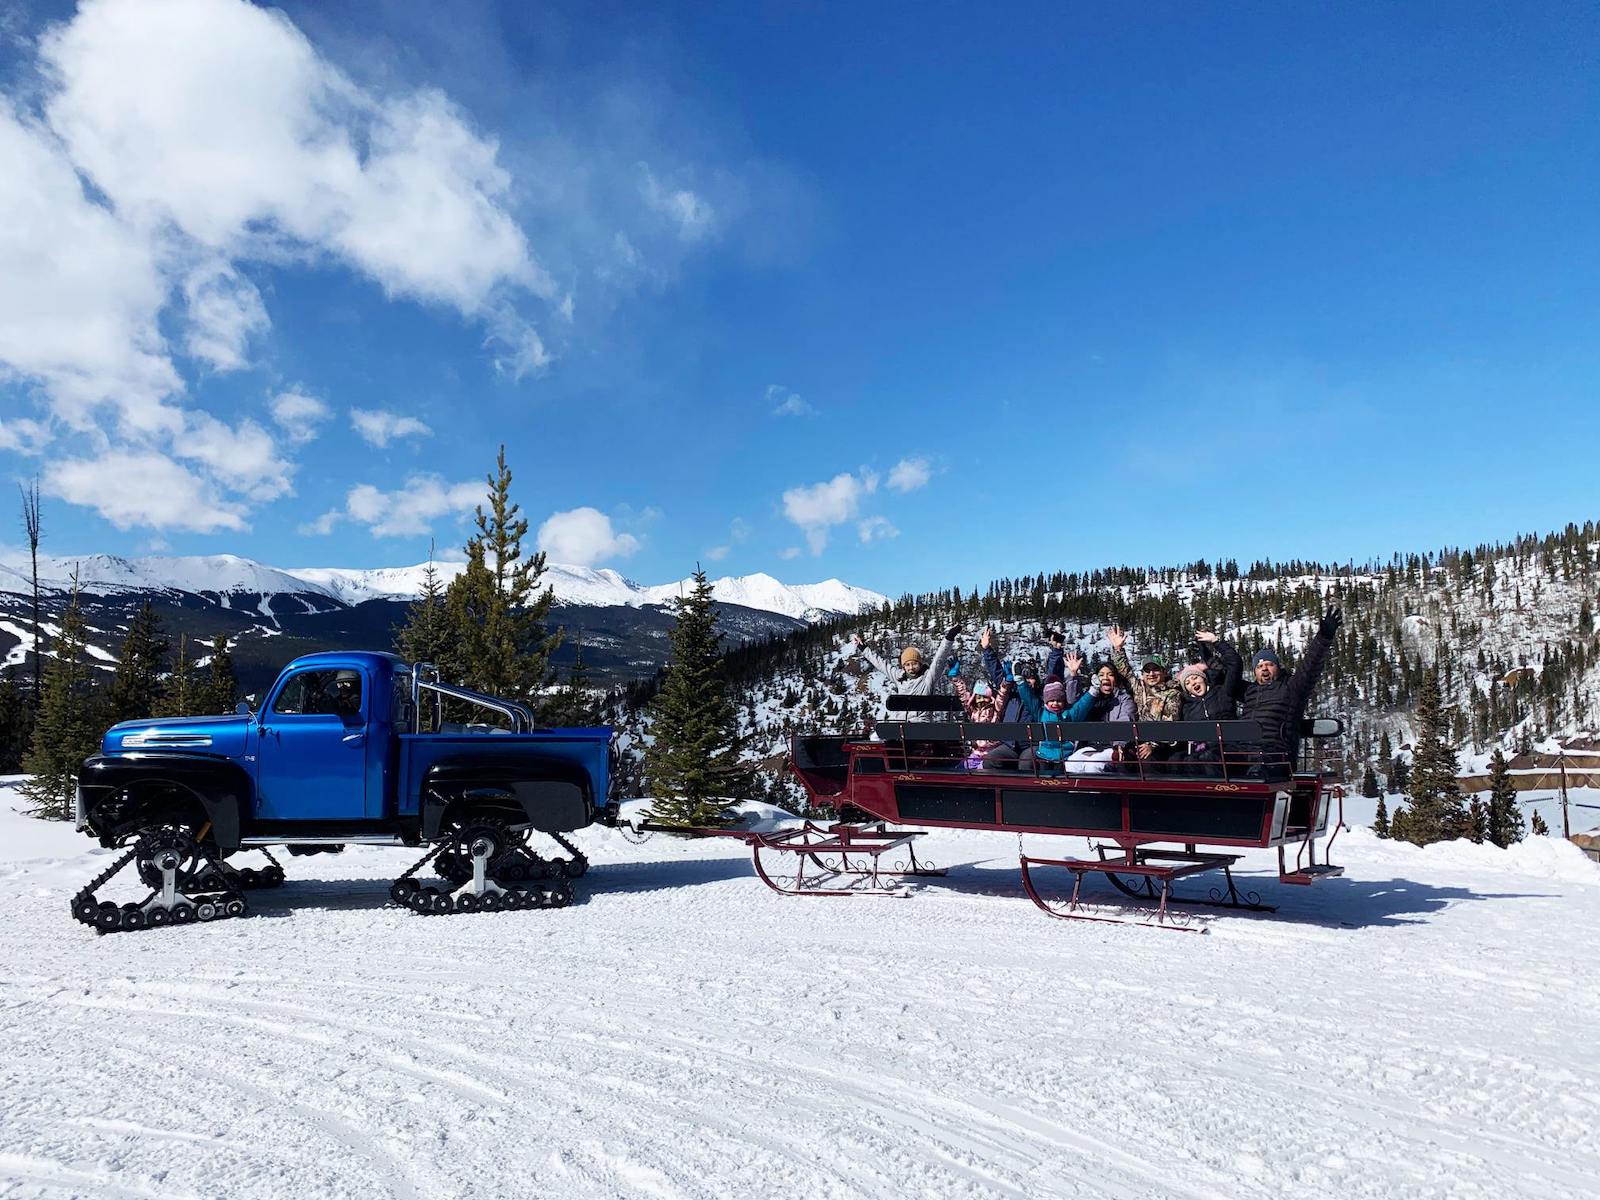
1389;753;1409;794
1485;748;1524;848
396;544;452;667
1373;794;1390;838
644;567;753;827
158;633;198;718
1468;797;1488;843
0;667;34;774
1401;671;1469;845
1389;804;1411;843
442;447;561;713
198;633;237;714
1361;764;1380;799
106;601;169;725
1531;810;1550;836
549;638;601;726
19;589;101;820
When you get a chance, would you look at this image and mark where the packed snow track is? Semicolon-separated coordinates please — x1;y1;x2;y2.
1;793;1595;1200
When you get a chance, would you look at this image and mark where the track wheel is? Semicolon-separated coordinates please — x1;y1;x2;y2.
456;893;480;913
172;903;196;924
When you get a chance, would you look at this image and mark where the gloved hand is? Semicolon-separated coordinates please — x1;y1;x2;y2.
944;623;961;642
1318;605;1344;639
946;659;961;679
1002;660;1015;682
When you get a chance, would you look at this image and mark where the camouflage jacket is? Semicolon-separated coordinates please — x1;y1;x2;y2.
1110;646;1185;735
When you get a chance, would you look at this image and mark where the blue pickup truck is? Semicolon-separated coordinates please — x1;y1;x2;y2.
73;651;614;933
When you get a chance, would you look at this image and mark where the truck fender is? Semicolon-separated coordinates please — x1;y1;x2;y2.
78;754;252;850
422;759;595;840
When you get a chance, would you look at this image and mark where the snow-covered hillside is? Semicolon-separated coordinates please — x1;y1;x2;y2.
0;551;886;623
1;782;1594;1199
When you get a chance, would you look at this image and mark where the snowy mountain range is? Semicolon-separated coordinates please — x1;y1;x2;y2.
0;552;888;691
0;553;887;624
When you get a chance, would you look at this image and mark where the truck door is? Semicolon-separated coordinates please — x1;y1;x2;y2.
254;665;370;822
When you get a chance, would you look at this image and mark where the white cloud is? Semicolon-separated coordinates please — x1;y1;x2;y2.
351;408;433;447
307;474;482;537
44;449;247;532
181;259;268;371
270;390;331;444
0;102;180;438
781;470;878;555
704;515;750;562
176;412;292;501
536;506;642;567
766;383;813;418
704;544;730;562
778;546;801;561
887;456;931;493
40;0;545;312
0;417;50;454
642;166;716;242
857;515;899;544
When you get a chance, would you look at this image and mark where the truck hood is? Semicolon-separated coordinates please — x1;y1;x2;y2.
103;714;251;757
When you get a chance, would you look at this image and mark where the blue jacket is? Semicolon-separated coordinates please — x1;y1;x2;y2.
1015;679;1096;760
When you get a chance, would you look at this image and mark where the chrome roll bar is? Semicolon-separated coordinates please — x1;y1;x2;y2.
409;663;537;734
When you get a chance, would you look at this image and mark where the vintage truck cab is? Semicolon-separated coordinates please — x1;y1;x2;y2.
73;651;614;933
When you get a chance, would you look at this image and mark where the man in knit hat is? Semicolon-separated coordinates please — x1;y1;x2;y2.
1225;606;1344;779
848;622;962;724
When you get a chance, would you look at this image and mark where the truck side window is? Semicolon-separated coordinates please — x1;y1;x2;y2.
273;668;364;720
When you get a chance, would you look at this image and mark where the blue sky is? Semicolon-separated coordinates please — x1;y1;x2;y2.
2;0;1598;595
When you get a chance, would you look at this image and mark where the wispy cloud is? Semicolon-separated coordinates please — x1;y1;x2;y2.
351;409;433;448
766;383;814;418
887;456;931;493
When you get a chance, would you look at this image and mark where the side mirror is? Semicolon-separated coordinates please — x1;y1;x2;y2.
1309;717;1344;739
235;700;253;716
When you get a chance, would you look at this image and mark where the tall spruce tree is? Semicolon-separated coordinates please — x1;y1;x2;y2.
549;638;601;726
198;633;237;714
397;546;452;668
1361;764;1380;799
20;589;100;820
1531;810;1550;836
158;633;198;718
1400;671;1470;845
1485;749;1524;848
442;447;561;712
0;667;34;774
644;568;752;827
1468;797;1488;843
1373;794;1390;838
106;601;169;725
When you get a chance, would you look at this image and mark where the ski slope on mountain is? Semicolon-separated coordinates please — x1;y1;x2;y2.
1;784;1594;1200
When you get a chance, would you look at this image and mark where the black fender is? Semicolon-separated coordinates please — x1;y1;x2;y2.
78;753;253;850
422;758;595;841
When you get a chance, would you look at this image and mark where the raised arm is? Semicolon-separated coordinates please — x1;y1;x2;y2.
849;635;897;680
1288;607;1341;712
926;623;961;682
980;627;1007;690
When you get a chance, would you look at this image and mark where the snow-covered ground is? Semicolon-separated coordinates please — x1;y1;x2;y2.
1;784;1596;1200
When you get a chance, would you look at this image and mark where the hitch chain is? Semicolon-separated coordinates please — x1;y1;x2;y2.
72;828;249;935
390;819;577;916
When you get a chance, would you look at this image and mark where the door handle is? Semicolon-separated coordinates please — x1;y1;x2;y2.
342;732;366;747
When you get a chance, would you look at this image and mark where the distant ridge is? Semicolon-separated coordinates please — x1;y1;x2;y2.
0;552;888;624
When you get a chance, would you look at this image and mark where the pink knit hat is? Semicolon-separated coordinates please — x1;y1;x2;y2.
1042;680;1066;703
1178;663;1208;686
